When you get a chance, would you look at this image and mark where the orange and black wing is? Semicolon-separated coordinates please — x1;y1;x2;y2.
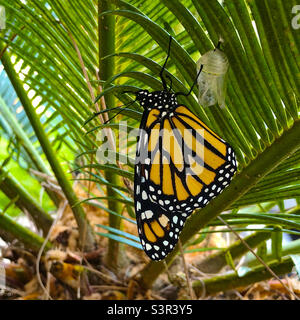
145;105;236;212
134;109;186;260
134;106;237;260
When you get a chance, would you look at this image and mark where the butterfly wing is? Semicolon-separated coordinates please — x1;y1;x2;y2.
134;173;188;260
145;105;237;213
134;110;186;260
134;105;237;261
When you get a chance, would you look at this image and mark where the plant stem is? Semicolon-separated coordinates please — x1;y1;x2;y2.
99;0;123;268
196;231;272;274
0;167;53;235
246;238;300;268
139;119;300;289
0;43;97;252
0;95;60;207
193;257;294;297
0;210;52;252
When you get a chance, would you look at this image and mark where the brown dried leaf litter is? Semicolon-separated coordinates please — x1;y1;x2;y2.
0;180;299;300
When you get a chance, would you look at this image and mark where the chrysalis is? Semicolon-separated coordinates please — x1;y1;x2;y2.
197;45;229;108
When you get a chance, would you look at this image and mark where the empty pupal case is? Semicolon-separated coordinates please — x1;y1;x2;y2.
197;47;229;109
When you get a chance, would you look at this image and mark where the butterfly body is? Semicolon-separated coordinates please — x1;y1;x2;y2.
134;89;237;260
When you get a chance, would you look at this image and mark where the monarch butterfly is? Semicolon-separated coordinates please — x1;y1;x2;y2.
197;41;229;108
131;37;237;261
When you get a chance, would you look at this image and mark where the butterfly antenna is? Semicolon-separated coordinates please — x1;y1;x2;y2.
160;35;172;91
165;74;173;92
175;64;203;97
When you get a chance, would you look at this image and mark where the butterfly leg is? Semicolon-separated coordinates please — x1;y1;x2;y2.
175;64;204;97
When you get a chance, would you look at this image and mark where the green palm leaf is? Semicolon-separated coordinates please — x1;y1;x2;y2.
1;0;300;294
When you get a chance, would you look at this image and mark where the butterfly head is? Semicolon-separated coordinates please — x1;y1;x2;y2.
135;89;150;102
135;89;177;110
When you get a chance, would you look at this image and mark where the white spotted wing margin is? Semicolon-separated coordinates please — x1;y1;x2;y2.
134;161;188;261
